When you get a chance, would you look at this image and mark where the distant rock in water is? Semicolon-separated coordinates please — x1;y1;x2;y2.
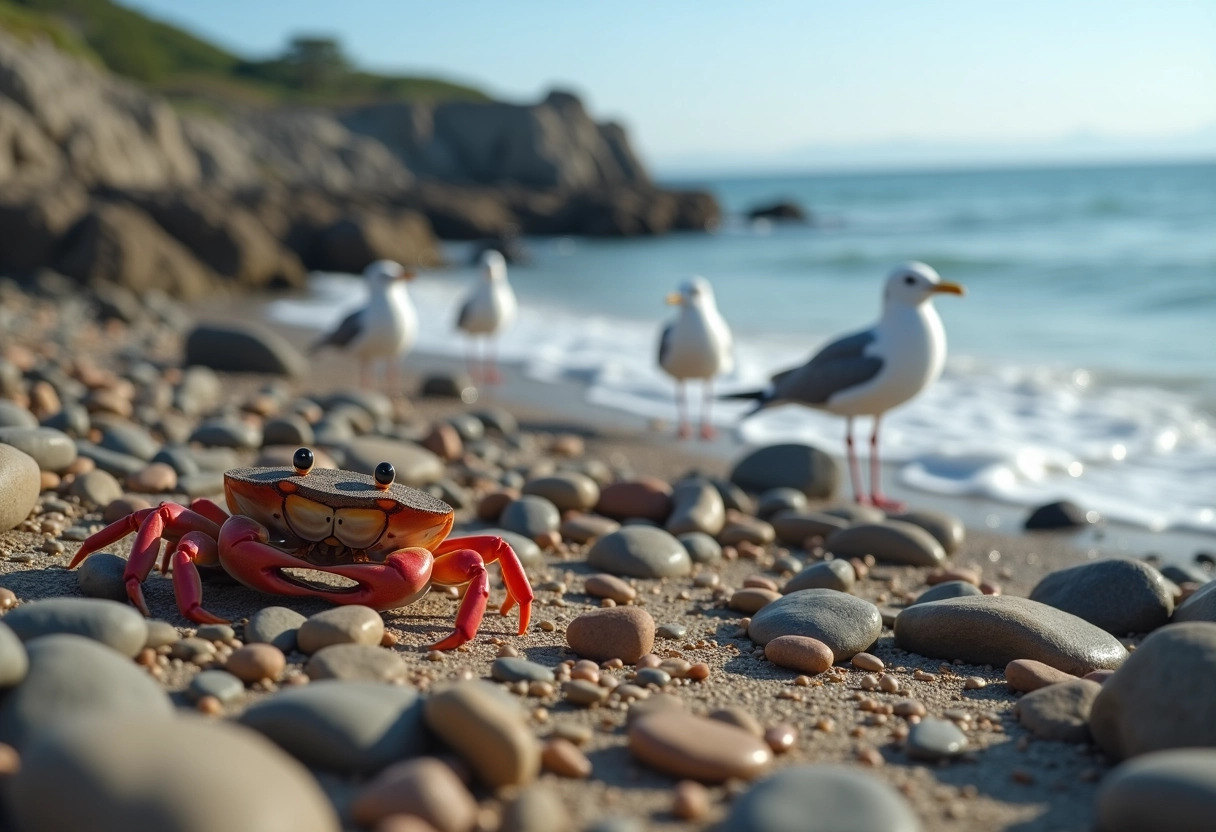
747;201;811;224
1025;500;1095;530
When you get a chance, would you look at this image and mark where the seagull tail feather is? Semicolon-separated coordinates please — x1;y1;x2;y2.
721;387;773;419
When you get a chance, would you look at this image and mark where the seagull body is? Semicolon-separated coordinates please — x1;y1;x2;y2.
310;260;417;390
457;250;516;383
658;277;734;439
733;262;963;508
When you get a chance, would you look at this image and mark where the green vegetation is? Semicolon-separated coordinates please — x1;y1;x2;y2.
0;0;489;106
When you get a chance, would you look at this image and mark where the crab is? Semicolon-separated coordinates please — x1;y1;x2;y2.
67;448;533;650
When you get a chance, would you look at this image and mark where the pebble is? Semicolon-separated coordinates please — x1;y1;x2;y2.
1171;579;1216;624
851;652;885;672
0;445;40;531
187;669;246;706
566;607;655;663
889;509;965;555
143;620;178;648
0;622;29;689
542;737;593;778
894;595;1128;675
586;526;692;578
128;461;177;492
1029;558;1173;634
677;531;722;564
245;606;307;651
1004;659;1079;692
0;401;37;428
67;468;124;507
239;680;427;775
770;510;850;545
665;480;726;536
1014;679;1100;742
421;422;463;461
522;473;600;512
305;644;407;683
226;643;286;683
196;623;235;643
75;552;129;602
825;521;946;567
628;711;772;783
9;716;340;832
341;437;444;487
1090;621;1216;760
636;667;671;688
189;417;262;450
764;635;835;675
657;623;687;640
350;757;479;832
491;657;555;684
297;606;385;654
730;588;782;614
500;786;569;832
559;513;620;543
765;723;798;754
784;560;855;594
722;764;920;832
96;420;160;461
423;681;540;788
499;495;561;539
755;488;808;520
583;573;636;603
1025;499;1093;529
1096;749;1216;832
3;597;147;658
729;444;838;499
708;706;763;736
748;588;882;662
563;679;609;706
262;415;315;447
914;580;983;605
906;717;969;761
718;515;776;547
0;426;77;472
595;478;673;522
0;635;172;750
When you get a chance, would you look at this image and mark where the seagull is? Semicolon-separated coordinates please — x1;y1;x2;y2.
310;260;417;391
730;262;964;510
658;276;734;440
456;249;517;385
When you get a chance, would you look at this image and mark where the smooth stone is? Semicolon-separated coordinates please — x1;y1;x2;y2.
148;446;198;478
1162;563;1211;586
628;711;772;783
491;656;555;684
188;417;262;450
770;509;849;545
500;786;569;832
563;679;609;706
729;444;839;499
1173;580;1216;623
559;513;620;543
176;472;225;498
1090;622;1216;760
239;680;426;775
1030;558;1173;634
1004;659;1079;693
305;644;407;683
914;580;983;605
678;531;722;564
721;765;921;832
665;480;726;537
1025;499;1094;530
324;390;394;424
890;509;965;555
128;462;177;492
424;681;540;788
1014;679;1100;742
262;415;315;447
4;597;147;657
566;607;655;663
95;420;159;461
0;401;37;428
748;589;882;661
0;445;40;531
297;606;385;654
825;521;946;567
472;529;543;571
0;426;77;472
75;553;129;603
657;623;687;640
187;669;246;705
446;412;488;442
522;473;600;512
472;408;517;437
894;595;1128;675
341;436;445;487
587;526;692;578
498;495;561;539
784;560;855;594
420;373;475;398
225;643;286;683
764;635;834;675
718;516;776;546
144;620;179;649
583;573;636;604
709;706;764;737
184;323;306;376
196;623;235;643
729;588;782;614
1096;749;1216;832
67;468;124;507
595;478;673;522
907;718;969;761
635;667;671;687
245;606;306;651
73;441;146;478
0;622;28;688
0;635;172;750
9;717;339;832
351;757;479;832
755;487;808;520
42;404;90;437
822;504;887;525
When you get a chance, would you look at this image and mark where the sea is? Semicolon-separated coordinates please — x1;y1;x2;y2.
267;161;1216;539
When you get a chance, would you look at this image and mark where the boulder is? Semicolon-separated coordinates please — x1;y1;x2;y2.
0;176;88;273
747;201;809;223
316;208;441;273
183;324;307;376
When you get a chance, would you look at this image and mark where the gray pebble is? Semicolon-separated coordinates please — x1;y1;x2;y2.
914;580;983;605
187;669;246;705
890;509;966;555
825;521;945;567
1014;679;1100;742
0;622;29;689
635;667;671;688
262;415;315;447
196;623;235;643
297;606;384;654
729;444;839;499
907;718;969;761
76;552;129;602
587;527;692;578
150;445;200;478
501;785;569;832
657;623;687;640
678;532;721;565
341;437;444;487
144;620;179;649
305;643;406;683
1030;558;1173;635
0;445;40;532
73;441;146;478
0;426;77;472
522;473;600;513
665;480;726;537
189;417;262;450
770;510;850;546
748;589;882;661
756;488;808;520
783;560;855;594
499;495;561;539
67;468;124;508
0;401;37;429
4;597;147;657
491;657;555;684
1171;580;1216;624
1097;749;1216;832
245;606;307;651
96;420;160;461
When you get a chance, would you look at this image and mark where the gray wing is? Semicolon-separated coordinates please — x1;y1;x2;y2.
310;308;363;353
456;298;474;331
657;323;675;369
769;329;883;405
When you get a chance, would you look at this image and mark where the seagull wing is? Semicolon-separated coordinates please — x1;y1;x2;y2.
310;308;364;353
657;322;675;370
769;329;883;405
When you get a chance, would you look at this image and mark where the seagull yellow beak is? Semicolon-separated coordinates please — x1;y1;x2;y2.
399;270;417;282
666;292;683;305
932;281;965;296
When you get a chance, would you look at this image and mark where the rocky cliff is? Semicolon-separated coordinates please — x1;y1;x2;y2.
0;29;719;298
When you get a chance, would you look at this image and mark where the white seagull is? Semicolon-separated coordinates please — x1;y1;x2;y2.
731;262;964;510
310;260;417;391
456;250;517;384
658;276;735;440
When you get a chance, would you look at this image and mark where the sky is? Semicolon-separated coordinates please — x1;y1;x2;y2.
125;0;1216;173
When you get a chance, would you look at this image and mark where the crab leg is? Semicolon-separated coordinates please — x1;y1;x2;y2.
188;498;230;526
428;546;490;651
435;535;533;634
167;531;227;625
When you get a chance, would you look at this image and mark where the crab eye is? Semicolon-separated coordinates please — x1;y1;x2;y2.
283;495;335;541
374;462;395;490
333;508;388;549
293;448;314;476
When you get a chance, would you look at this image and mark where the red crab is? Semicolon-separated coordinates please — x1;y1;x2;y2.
68;448;533;650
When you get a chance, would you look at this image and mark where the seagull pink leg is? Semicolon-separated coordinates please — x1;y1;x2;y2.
485;339;502;385
699;379;717;440
845;417;868;505
675;381;690;439
869;414;906;512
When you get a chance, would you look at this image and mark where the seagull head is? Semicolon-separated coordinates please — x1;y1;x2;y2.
364;260;414;289
480;249;508;283
883;262;964;307
666;276;717;310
